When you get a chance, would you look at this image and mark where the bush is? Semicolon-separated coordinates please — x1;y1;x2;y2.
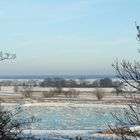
64;90;72;98
64;89;79;98
94;88;105;101
21;85;33;98
42;91;54;98
13;85;19;93
0;105;36;139
72;89;80;98
54;87;63;95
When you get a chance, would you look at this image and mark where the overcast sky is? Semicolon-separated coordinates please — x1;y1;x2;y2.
0;0;140;75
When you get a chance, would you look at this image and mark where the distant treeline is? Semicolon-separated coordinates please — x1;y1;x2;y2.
0;77;121;88
40;77;116;88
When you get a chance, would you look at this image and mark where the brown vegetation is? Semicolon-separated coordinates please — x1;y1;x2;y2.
93;88;105;101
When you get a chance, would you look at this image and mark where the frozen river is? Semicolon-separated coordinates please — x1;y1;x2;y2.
2;103;124;131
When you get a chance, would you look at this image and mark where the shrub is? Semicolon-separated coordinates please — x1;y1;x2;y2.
42;91;54;98
13;85;19;93
21;85;33;98
64;90;73;98
54;87;63;95
73;90;80;98
0;105;36;139
94;88;105;101
64;89;80;98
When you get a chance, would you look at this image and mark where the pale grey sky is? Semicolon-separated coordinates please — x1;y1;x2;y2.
0;0;140;75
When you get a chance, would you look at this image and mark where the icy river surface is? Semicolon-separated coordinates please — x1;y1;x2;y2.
2;103;124;131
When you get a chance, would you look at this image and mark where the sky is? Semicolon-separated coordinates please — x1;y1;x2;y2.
0;0;140;75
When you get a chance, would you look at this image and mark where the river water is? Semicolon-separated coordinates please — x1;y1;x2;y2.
2;103;124;131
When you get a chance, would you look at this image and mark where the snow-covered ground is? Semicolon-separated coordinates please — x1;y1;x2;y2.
23;129;118;140
21;102;126;108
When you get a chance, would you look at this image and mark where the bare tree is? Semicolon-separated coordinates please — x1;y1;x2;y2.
109;59;140;139
109;24;140;139
109;101;140;139
0;52;38;139
0;51;16;93
0;51;16;61
113;80;124;96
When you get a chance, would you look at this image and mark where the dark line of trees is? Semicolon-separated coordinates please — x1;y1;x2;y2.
40;77;119;88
